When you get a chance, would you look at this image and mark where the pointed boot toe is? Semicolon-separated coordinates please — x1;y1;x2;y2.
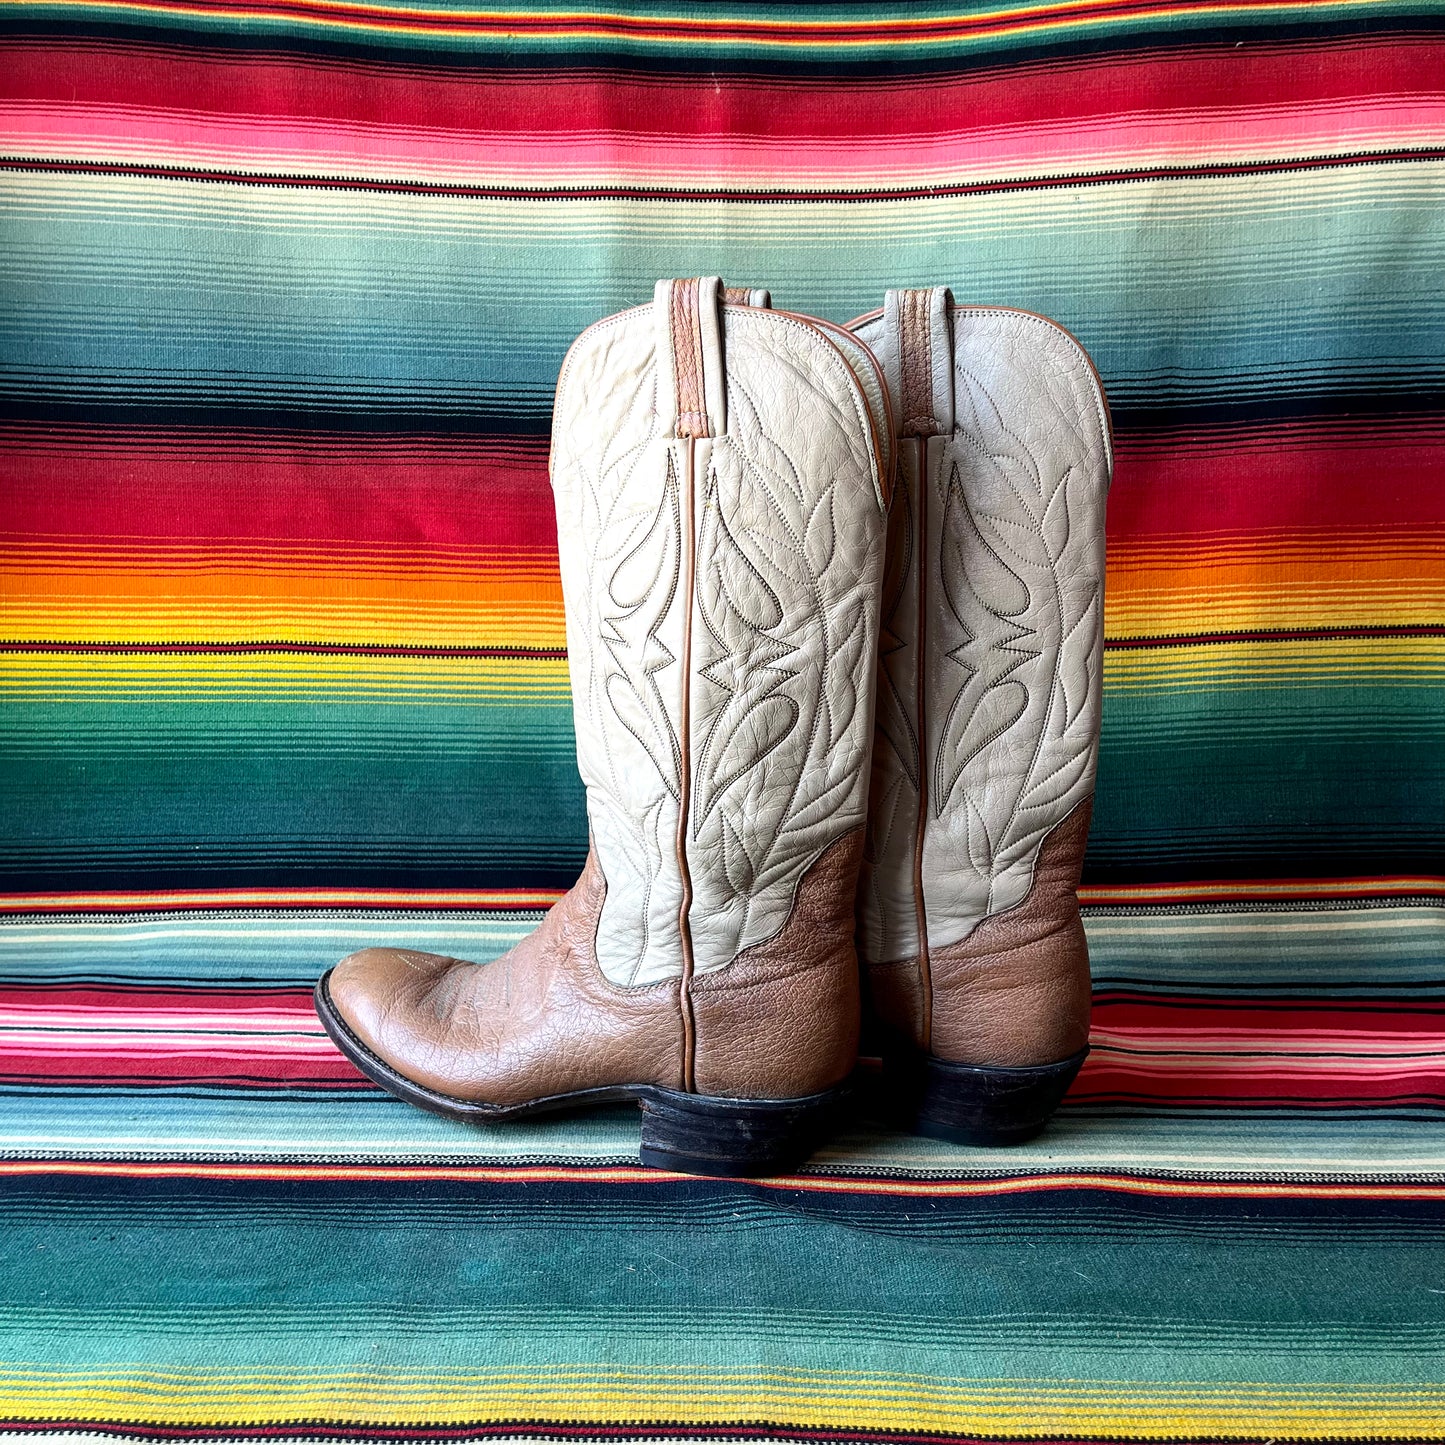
317;946;482;1104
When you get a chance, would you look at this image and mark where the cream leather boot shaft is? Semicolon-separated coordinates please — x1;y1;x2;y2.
849;288;1112;1143
316;279;891;1175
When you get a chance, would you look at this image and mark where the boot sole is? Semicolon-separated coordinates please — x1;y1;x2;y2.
314;970;848;1178
882;1047;1088;1146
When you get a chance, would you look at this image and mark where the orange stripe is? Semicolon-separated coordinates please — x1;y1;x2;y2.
0;887;563;912
0;1157;1438;1199
1081;876;1445;904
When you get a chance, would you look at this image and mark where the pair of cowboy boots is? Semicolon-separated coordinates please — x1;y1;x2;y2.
315;278;1112;1176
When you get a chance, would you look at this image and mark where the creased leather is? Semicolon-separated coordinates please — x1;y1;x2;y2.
800;317;896;491
868;803;1093;1065
326;850;686;1105
852;303;1111;964
551;309;686;987
691;829;864;1097
686;310;885;977
554;298;887;986
859;439;924;964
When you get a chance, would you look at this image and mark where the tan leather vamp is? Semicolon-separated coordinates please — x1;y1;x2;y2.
326;850;685;1106
868;802;1093;1067
690;829;864;1098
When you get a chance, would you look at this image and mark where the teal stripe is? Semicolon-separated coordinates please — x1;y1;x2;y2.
0;915;540;985
0;699;574;756
3;682;1437;879
0;1306;1439;1383
1085;907;1445;995
0;695;584;879
2;1089;1442;1172
1;1185;1442;1388
1093;683;1445;862
3;166;1444;411
3;905;1439;992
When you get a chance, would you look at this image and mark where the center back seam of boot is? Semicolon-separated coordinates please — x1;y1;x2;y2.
676;432;700;1093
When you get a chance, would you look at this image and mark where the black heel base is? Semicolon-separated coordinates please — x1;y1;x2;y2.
886;1048;1088;1146
638;1084;847;1177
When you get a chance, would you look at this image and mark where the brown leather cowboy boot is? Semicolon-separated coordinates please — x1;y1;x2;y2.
847;287;1112;1144
315;278;892;1175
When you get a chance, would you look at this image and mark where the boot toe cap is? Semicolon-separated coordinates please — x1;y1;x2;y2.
324;946;460;1073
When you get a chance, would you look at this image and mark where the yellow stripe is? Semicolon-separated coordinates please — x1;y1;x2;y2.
1081;876;1444;903
1;1366;1441;1433
1103;636;1445;692
0;651;572;702
1107;588;1445;638
2;639;1438;701
6;162;1436;238
0;604;567;649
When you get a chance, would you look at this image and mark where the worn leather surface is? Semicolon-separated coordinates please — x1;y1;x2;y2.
796;315;896;490
325;850;686;1105
552;288;887;987
325;279;886;1107
852;299;1111;965
867;802;1094;1066
691;828;864;1096
329;832;869;1104
850;292;1109;1066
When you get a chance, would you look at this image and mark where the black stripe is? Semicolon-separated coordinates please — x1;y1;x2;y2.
3;146;1442;202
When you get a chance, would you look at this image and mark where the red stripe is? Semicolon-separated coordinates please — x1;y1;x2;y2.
1073;1073;1445;1104
4;987;1440;1101
4;35;1442;137
1;434;556;551
7;424;1443;550
1108;436;1445;540
1094;997;1445;1031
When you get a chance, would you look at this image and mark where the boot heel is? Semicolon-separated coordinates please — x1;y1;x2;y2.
638;1084;848;1177
886;1049;1087;1146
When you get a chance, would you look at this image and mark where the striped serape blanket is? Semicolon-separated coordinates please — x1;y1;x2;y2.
1;2;1444;1439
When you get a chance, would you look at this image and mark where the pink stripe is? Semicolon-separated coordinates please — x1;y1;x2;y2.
0;1032;338;1057
1091;1028;1445;1056
1084;1049;1445;1079
0;1010;323;1032
4;98;1442;184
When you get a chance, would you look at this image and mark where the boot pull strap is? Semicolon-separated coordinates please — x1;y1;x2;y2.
885;286;954;436
722;286;771;308
654;277;728;439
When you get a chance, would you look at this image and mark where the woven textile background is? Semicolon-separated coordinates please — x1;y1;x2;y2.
3;2;1445;1439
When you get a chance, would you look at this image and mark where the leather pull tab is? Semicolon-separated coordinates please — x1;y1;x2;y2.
722;286;771;308
885;286;954;436
654;277;727;439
